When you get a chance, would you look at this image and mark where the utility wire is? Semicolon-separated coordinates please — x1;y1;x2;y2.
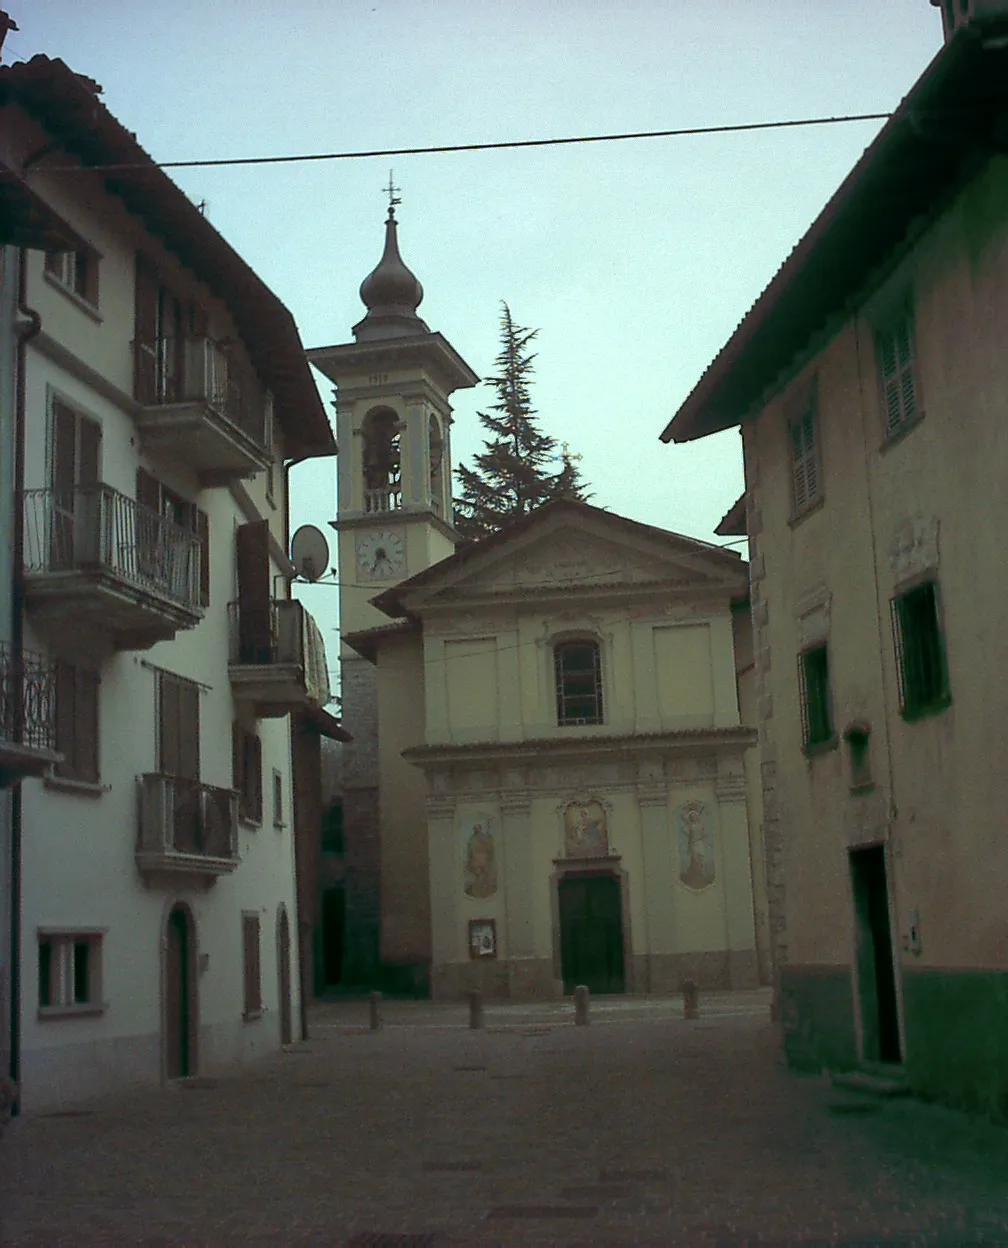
27;112;892;174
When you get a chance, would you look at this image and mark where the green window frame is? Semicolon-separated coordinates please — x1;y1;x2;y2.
798;644;834;750
891;580;951;720
876;309;922;440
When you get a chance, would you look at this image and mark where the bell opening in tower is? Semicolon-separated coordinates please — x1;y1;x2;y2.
361;407;402;514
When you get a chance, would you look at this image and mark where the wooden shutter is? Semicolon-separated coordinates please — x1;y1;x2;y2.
242;914;261;1015
232;721;244;800
136;467;161;513
251;734;263;822
194;507;210;607
78;415;101;487
236;520;272;664
134;254;160;402
76;669;99;783
159;672;181;776
178;681;200;782
55;660;75;777
790;418;807;511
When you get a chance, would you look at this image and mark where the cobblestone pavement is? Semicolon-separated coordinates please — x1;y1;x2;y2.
3;989;1008;1246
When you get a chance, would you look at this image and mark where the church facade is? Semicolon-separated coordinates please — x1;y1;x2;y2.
310;205;766;998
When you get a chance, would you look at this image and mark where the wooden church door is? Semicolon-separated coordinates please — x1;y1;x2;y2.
558;874;625;996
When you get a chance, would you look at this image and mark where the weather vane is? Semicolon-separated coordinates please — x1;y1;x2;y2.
384;169;401;217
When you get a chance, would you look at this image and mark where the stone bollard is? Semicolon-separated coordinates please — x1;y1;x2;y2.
369;990;383;1031
682;979;699;1021
574;983;590;1026
468;988;484;1030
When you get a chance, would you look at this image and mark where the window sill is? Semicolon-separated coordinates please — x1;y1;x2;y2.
880;412;926;453
849;781;877;796
44;772;105;798
243;1008;263;1023
273;820;287;831
239;814;262;830
37;1002;106;1021
900;693;951;723
43;270;103;323
788;495;825;528
802;735;838;759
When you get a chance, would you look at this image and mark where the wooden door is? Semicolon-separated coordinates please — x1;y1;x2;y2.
278;909;292;1046
50;401;100;569
850;846;902;1064
558;874;625;996
165;906;191;1079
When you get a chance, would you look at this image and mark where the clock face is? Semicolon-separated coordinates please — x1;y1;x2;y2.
355;530;406;579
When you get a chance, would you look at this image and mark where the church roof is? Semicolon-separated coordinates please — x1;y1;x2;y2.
353;205;430;342
370;496;745;620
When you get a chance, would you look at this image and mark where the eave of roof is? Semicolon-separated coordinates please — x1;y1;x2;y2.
341;619;418;662
307;330;479;394
715;494;747;537
661;19;1008;445
0;56;335;460
0;160;85;250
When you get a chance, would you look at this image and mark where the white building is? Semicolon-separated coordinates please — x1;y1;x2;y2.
0;55;336;1111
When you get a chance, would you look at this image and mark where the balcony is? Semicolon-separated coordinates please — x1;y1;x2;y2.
228;598;330;718
133;335;272;484
23;486;202;651
0;643;60;786
136;774;239;890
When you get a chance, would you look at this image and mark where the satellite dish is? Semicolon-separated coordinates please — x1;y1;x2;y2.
291;525;330;582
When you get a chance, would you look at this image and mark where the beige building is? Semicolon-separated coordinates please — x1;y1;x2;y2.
662;10;1008;1117
345;494;768;1000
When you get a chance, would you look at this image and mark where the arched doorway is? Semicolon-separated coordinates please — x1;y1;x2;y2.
164;903;197;1079
277;906;292;1046
557;873;626;995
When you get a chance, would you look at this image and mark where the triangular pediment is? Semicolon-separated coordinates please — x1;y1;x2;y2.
381;501;746;616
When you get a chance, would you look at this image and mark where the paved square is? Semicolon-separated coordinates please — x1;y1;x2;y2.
3;990;1008;1245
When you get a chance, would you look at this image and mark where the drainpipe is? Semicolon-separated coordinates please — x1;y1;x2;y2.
8;248;42;1107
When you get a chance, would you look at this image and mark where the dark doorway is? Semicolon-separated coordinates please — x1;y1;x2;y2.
165;905;195;1079
558;873;625;995
850;845;902;1064
322;887;345;987
277;908;292;1045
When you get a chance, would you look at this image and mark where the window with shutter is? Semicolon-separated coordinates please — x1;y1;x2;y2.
798;645;834;750
891;580;950;720
158;672;200;780
233;721;263;823
876;310;921;440
788;394;822;518
54;660;100;784
242;913;262;1018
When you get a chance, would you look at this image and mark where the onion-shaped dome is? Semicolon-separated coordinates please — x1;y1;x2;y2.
354;206;429;341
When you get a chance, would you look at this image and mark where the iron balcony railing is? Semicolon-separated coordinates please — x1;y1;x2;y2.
227;598;305;668
0;642;57;752
133;334;270;449
23;485;201;612
138;773;239;864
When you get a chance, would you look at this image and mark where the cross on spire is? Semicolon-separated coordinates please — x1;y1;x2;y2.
384;169;401;219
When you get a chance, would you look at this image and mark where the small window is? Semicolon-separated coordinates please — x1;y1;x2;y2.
233;723;263;824
876;309;921;440
272;768;283;827
38;932;103;1014
242;912;262;1019
789;397;822;516
844;722;873;790
322;802;344;855
555;640;603;726
45;248;100;307
798;645;834;749
54;661;100;784
892;580;950;720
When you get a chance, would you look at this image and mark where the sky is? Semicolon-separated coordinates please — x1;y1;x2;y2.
8;1;944;658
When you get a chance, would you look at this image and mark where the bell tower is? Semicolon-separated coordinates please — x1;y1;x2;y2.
308;194;478;639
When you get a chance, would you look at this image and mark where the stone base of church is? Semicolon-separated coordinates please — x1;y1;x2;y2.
641;949;760;993
431;959;561;1002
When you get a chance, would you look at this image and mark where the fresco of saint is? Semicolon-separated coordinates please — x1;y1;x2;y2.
462;817;497;898
676;800;716;890
563;800;609;857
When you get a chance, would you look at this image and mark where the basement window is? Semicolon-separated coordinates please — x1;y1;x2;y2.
38;930;104;1017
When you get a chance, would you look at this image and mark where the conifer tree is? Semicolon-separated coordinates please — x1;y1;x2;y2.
454;303;590;542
